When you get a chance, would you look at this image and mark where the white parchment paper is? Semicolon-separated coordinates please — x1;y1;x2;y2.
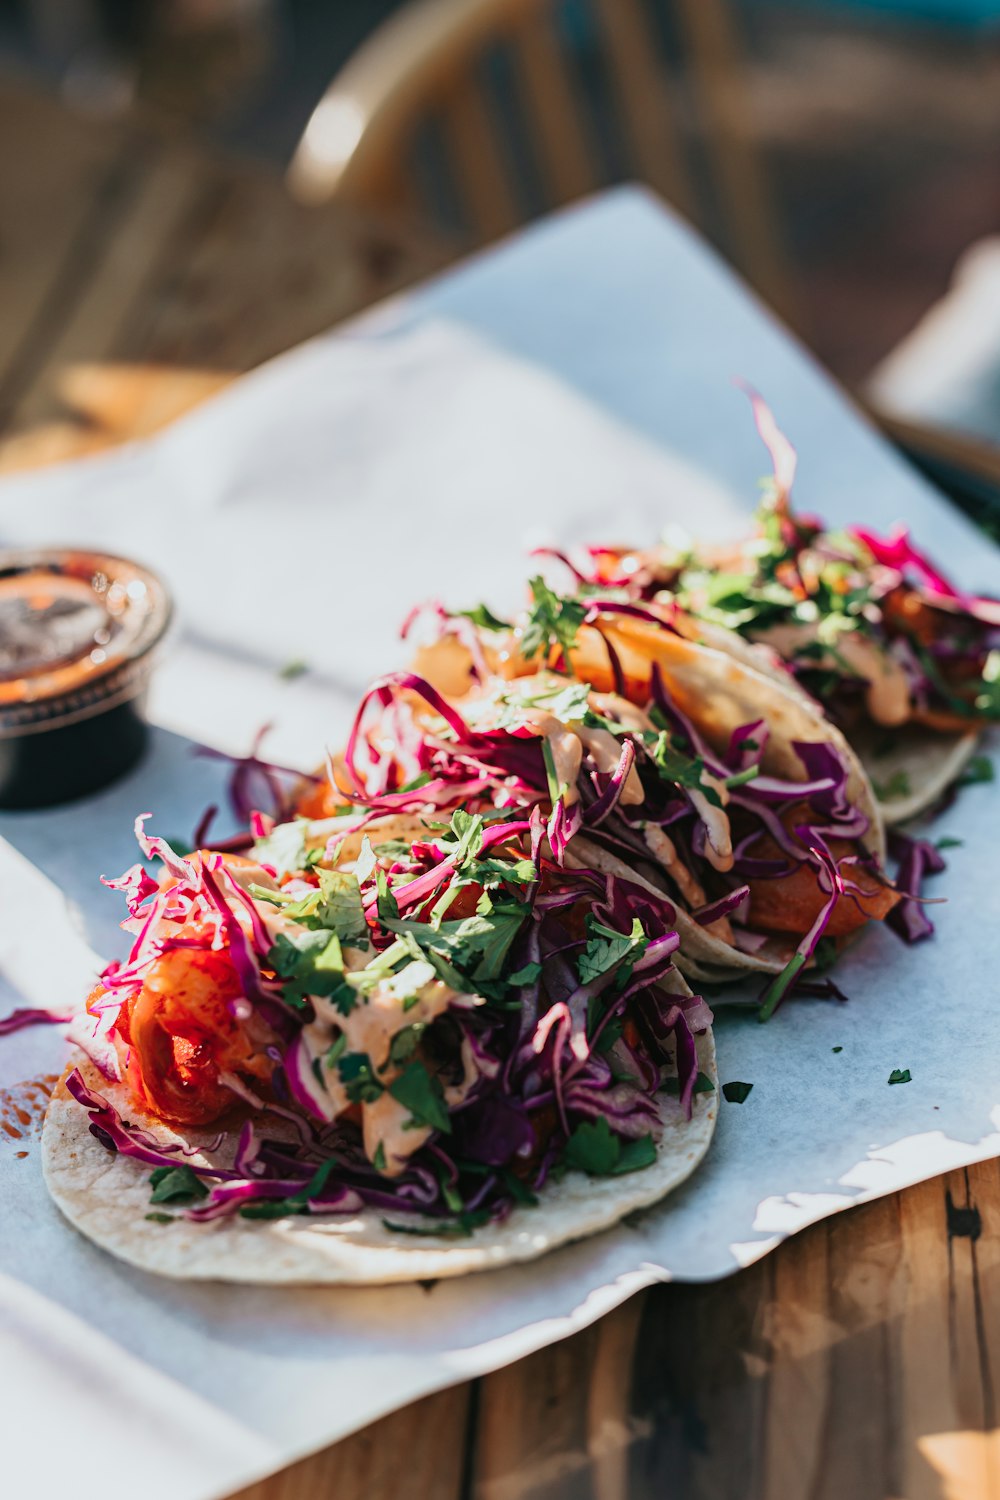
1;188;998;1500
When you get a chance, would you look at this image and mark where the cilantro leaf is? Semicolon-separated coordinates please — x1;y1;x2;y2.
237;1160;341;1220
387;1061;451;1133
722;1080;753;1104
614;1135;657;1174
444;808;485;866
454;603;510;633
314;869;368;941
521;678;592;722
501;1169;539;1206
577;916;646;987
383;906;527;989
564;1119;655;1176
936;836;963;851
507;961;542;986
888;1067;912;1086
650;733;721;805
279;658;309;680
149;1165;208;1205
564;1116;620;1175
873;769;911;801
282;868;367;944
376;868;400;922
338;1052;384;1104
521;577;587;662
961;755;994;787
267;928;358;1014
388;1022;426;1066
663;1071;716;1097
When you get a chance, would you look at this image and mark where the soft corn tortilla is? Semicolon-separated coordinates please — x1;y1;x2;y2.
674;614;978;826
562;615;887;982
43;1028;717;1286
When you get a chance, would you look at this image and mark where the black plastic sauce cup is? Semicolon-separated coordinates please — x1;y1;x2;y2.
0;549;172;809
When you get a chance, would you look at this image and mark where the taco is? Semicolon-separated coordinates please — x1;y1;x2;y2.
43;813;716;1283
315;620;901;1008
536;396;998;824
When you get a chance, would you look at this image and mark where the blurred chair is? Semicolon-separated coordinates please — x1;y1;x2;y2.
288;0;793;317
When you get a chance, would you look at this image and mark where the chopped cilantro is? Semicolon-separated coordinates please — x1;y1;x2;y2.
524;678;592;722
961;755;994;787
429;809;536;896
565;1116;656;1176
376;868;400;922
507;961;543;987
268;928;358;1014
281;868;368;944
454;603;510;633
873;769;911;801
149;1165;208;1205
278;658;309;680
650;733;721;805
145;1212;175;1224
520;577;586;662
564;1116;620;1175
888;1068;912;1086
832;1045;843;1054
663;1071;715;1097
372;1141;386;1172
388;1022;426;1066
501;1169;539;1207
443;808;485;865
577;916;646;987
383;905;527;989
722;1081;753;1104
237;1160;342;1220
936;836;963;851
615;1135;658;1173
388;1060;451;1133
238;1201;301;1220
338;1051;383;1104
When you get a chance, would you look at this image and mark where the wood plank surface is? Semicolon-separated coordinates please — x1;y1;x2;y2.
1;79;998;1500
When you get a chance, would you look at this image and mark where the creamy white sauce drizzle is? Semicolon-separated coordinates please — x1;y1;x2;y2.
643;825;707;907
688;775;734;873
464;672;735;881
288;934;481;1178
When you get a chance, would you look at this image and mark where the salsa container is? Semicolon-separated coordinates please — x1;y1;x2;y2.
0;548;172;808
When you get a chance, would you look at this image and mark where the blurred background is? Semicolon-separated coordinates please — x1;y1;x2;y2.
1;0;999;480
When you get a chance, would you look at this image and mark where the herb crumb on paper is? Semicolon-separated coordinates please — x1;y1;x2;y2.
722;1081;753;1104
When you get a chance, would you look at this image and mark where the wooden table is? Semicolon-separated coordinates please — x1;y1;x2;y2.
3;80;999;1500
